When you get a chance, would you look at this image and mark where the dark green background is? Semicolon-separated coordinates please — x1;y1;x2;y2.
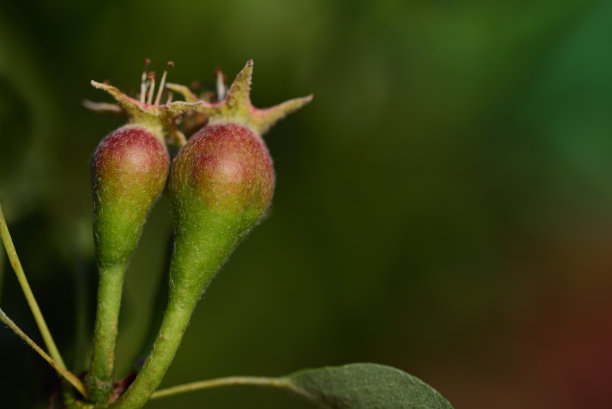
2;1;612;408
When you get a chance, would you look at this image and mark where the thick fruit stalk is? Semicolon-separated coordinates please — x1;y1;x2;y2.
86;62;199;405
112;60;311;409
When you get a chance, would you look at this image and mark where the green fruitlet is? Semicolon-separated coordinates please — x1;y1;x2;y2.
85;60;199;405
91;125;169;269
112;60;312;409
164;121;275;325
168;59;311;309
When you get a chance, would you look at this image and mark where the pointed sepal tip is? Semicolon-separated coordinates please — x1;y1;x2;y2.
88;78;201;146
197;60;313;136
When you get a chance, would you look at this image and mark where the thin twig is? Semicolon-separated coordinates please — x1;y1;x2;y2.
0;202;66;369
0;308;88;398
151;376;293;400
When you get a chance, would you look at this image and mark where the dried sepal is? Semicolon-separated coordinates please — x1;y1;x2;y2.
87;61;201;145
196;60;313;136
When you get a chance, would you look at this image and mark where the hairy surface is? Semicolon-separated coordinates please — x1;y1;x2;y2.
92;125;169;268
171;122;274;215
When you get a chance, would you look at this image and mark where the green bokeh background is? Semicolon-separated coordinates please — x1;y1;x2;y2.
2;1;612;408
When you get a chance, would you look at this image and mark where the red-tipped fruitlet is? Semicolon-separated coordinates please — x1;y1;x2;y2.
112;60;312;409
86;61;199;405
91;127;169;269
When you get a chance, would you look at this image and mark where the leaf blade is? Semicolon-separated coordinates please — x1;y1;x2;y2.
287;363;453;409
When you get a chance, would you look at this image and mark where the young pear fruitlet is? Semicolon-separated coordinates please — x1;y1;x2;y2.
91;126;169;270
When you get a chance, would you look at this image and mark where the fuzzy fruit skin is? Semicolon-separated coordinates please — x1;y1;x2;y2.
92;125;170;269
88;124;169;404
169;122;274;304
172;122;274;228
112;123;274;409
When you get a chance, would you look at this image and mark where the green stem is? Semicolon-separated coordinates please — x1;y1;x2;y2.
86;263;126;404
110;223;235;409
0;307;87;398
151;376;293;400
0;202;66;369
109;291;196;409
